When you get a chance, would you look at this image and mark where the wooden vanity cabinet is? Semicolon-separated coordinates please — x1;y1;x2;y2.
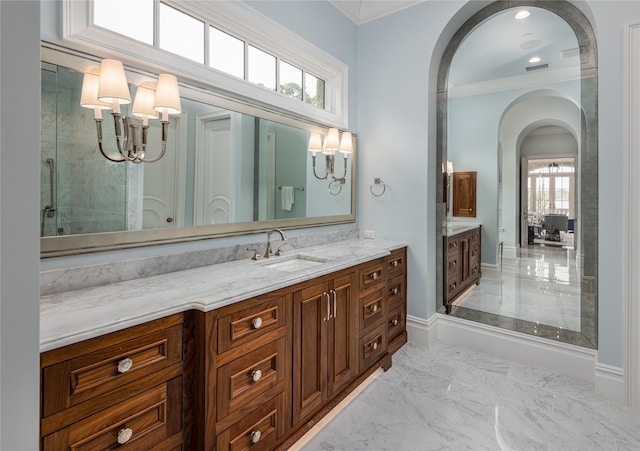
292;269;357;425
444;226;481;312
386;248;408;354
40;314;185;450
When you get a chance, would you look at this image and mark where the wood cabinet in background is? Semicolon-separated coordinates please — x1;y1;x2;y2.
444;227;481;312
452;171;477;217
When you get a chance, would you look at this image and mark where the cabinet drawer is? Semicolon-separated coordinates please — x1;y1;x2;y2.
42;377;182;450
386;303;406;344
447;239;460;255
42;325;183;417
447;252;460;274
359;288;385;332
217;337;286;422
471;264;481;279
386;249;406;278
387;274;406;309
217;392;285;451
359;324;386;372
217;294;287;354
359;260;385;291
470;230;480;243
470;244;480;262
447;275;459;297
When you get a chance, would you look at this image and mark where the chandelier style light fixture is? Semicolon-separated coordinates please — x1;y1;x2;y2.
80;59;182;163
308;128;353;183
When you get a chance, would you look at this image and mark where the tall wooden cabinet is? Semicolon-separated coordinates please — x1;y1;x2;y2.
444;226;481;312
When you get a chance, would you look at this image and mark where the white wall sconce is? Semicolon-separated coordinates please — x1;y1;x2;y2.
80;59;182;164
308;128;352;183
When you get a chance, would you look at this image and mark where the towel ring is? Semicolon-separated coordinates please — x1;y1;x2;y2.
329;179;343;196
370;177;386;197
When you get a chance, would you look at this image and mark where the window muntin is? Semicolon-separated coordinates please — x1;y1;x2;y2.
209;26;244;79
159;3;204;64
93;0;153;45
279;60;303;100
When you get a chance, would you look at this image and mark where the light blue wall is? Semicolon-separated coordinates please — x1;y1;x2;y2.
357;0;640;368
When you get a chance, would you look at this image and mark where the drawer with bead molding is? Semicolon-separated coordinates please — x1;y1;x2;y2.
216;292;288;354
42;376;182;450
41;320;183;418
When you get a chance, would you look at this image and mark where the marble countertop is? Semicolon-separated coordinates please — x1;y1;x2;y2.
446;223;481;237
40;239;406;353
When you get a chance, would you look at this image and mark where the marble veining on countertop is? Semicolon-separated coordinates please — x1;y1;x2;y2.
40;239;405;352
446;223;481;237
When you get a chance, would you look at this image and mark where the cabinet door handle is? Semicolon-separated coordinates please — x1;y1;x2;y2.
251;369;262;382
252;317;263;329
117;427;133;445
330;289;337;319
117;358;133;374
251;430;262;444
323;292;330;321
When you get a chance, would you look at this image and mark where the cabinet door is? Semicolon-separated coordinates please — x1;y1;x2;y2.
327;272;357;397
452;171;476;217
292;282;328;424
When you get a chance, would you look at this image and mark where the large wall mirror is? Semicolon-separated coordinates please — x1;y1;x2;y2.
40;46;355;256
436;1;597;348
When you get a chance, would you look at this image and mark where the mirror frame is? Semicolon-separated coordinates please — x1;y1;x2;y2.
40;45;356;257
436;0;598;348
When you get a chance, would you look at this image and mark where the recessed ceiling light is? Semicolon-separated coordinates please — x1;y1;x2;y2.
515;10;531;19
529;56;541;63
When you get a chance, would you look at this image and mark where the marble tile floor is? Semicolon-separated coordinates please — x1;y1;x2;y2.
300;342;640;450
456;245;581;332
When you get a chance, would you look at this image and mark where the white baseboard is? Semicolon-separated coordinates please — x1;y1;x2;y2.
436;313;597;382
595;363;625;404
407;314;437;347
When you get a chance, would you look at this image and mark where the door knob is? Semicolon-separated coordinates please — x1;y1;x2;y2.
166;217;174;223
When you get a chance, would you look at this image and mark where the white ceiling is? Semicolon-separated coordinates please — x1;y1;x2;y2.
329;0;424;24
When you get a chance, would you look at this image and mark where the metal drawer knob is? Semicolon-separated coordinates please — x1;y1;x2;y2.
117;358;133;374
117;427;133;444
391;261;399;267
371;272;378;280
391;287;399;295
371;341;378;350
391;319;399;326
370;304;378;313
252;317;263;329
251;430;262;444
251;369;262;382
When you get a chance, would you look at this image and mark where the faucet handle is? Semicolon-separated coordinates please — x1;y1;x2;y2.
274;240;289;256
247;248;262;260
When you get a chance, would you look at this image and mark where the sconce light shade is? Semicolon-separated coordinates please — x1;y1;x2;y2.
153;74;182;118
97;59;132;105
308;132;323;156
339;131;353;155
323;127;340;155
80;72;112;110
132;85;159;123
447;160;454;174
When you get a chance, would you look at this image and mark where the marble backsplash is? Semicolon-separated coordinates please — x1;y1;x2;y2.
40;228;359;296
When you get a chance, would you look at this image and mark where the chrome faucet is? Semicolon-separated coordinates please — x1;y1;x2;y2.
264;229;288;258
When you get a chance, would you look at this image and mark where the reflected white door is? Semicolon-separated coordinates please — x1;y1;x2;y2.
195;113;233;224
520;157;529;247
143;116;186;229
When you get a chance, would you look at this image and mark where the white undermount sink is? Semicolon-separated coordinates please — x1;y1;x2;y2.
261;254;329;272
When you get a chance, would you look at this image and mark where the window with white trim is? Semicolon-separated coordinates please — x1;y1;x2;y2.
90;0;328;111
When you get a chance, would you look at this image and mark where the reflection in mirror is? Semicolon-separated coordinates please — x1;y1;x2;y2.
40;59;353;252
438;3;597;348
